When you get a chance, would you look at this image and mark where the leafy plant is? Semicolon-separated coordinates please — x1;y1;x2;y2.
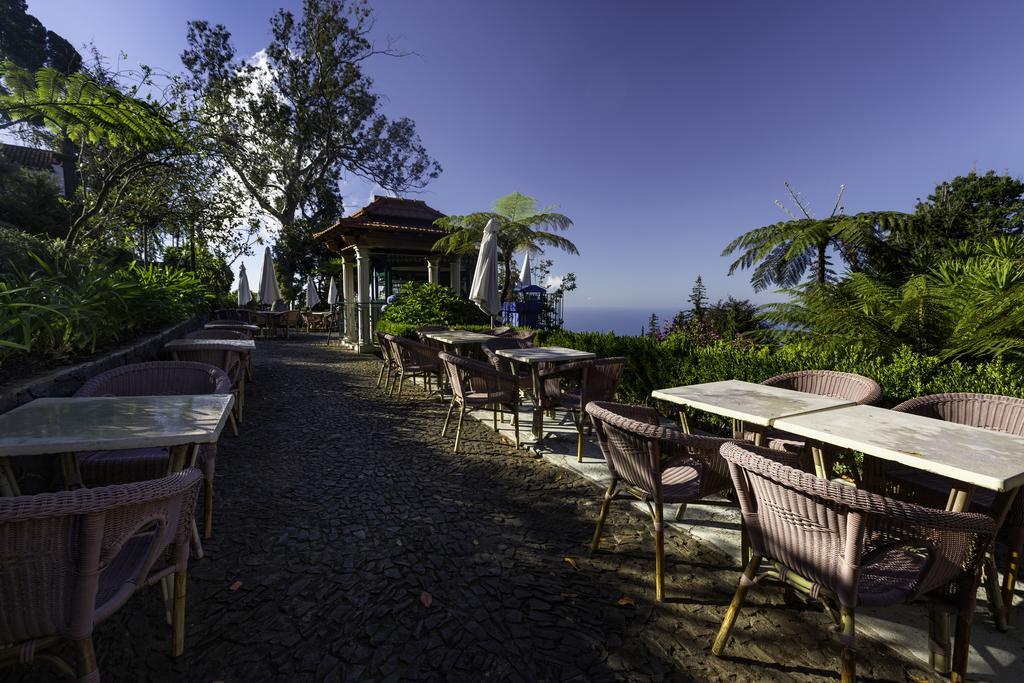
378;282;488;329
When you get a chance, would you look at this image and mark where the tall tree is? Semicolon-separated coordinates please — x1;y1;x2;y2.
0;0;81;75
180;0;441;237
433;192;579;303
688;275;707;320
723;182;910;290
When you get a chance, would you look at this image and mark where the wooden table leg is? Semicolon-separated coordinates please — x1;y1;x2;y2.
0;457;21;496
60;453;84;489
531;365;544;441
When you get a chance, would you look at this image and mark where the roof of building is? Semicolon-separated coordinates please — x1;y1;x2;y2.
315;196;447;238
1;143;62;171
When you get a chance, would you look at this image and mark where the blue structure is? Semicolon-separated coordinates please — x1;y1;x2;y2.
502;284;547;328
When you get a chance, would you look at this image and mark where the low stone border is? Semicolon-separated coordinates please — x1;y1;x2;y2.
0;316;204;414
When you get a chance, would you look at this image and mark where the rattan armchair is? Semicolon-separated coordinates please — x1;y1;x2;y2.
586;401;745;601
375;331;398;393
884;392;1024;627
541;357;626;462
481;337;534;380
187;329;252;379
384;334;444;398
74;361;231;540
713;442;994;683
439;351;519;451
0;469;203;681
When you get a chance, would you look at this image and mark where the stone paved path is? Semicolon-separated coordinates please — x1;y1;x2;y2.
14;339;938;681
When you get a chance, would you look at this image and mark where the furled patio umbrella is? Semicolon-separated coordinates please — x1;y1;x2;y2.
469;219;502;320
305;274;321;309
237;263;252;306
327;276;338;306
258;246;282;306
518;251;532;287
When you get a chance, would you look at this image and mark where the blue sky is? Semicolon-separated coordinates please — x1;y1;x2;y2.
23;0;1024;312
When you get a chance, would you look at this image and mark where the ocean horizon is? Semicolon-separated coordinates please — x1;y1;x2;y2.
562;306;681;336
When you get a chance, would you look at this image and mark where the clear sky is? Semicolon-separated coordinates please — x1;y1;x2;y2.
23;0;1024;312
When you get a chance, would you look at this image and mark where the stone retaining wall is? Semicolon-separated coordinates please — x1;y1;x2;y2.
0;316;204;414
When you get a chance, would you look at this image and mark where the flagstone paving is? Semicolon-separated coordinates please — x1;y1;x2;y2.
13;338;939;681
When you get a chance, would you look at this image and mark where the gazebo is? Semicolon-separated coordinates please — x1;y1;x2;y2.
314;196;471;352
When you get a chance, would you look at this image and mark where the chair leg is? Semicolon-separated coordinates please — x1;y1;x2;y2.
1002;529;1024;624
951;604;974;683
674;503;687;522
73;636;97;681
513;406;519;448
376;362;387;388
712;554;762;655
654;505;665;601
492;405;497;430
576;420;584;462
228;412;239;437
397;372;406;398
590;482;615;552
453;405;466;452
203;477;214;539
929;606;952;674
983;553;1007;631
172;570;187;656
441;399;456;437
839;605;856;683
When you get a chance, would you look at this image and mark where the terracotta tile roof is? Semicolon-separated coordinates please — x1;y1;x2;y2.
1;143;62;171
316;196;448;238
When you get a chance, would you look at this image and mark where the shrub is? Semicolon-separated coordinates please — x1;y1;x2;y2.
378;282;489;328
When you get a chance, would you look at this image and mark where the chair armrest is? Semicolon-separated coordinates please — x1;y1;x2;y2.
538;359;591;379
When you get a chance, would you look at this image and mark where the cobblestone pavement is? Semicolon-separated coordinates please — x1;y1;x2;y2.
14;339;939;682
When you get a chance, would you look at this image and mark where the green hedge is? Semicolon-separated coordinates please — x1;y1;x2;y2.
377;321;530;339
534;330;1024;428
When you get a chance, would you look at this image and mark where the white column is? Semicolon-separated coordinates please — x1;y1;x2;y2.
341;257;355;344
449;255;462;295
356;248;373;352
426;256;440;285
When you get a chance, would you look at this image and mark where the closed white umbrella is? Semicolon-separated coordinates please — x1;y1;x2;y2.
469;219;501;320
237;263;252;306
258;246;281;306
305;274;321;309
327;276;338;306
518;251;532;287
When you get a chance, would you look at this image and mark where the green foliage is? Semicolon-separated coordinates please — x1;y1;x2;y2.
0;247;213;369
0;0;82;74
0;161;68;236
378;282;488;329
434;192;578;303
377;321;507;339
162;245;234;296
0;225;59;272
532;329;1024;431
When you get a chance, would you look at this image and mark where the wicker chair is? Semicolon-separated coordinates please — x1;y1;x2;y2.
488;326;513;336
586;401;744;601
166;344;246;430
438;351;519;451
375;331;398;393
384;334;444;398
187;329;252;379
713;442;994;683
480;337;534;380
541;357;626;462
0;469;203;681
884;392;1024;626
755;371;883;473
508;329;536;343
74;361;231;540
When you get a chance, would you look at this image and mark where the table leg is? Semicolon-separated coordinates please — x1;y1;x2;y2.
61;453;84;489
531;365;544;441
810;443;828;479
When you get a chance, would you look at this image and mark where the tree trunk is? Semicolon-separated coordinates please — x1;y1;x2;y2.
816;242;827;284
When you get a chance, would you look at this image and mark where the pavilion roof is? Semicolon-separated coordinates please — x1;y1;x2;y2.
315;196;447;239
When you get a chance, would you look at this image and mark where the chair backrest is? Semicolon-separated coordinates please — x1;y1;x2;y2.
75;361;231;397
376;332;393;363
480;337;533;373
762;370;882;405
438;351;506;402
387;334;441;371
0;469;202;644
186;329;246;341
165;349;243;388
585;401;663;496
509;329;535;342
581;357;627;406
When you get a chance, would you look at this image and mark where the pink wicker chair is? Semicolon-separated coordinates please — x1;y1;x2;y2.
586;401;745;601
884;392;1024;627
187;329;252;379
480;337;534;383
438;351;520;451
0;469;203;681
384;334;444;398
74;361;231;539
541;357;626;462
713;442;994;683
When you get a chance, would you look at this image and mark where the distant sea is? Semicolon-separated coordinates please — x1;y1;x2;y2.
562;307;679;335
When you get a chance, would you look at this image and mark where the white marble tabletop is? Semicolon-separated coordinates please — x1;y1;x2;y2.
424;330;495;345
495;346;597;364
204;322;260;332
0;395;235;457
651;379;857;426
774;404;1024;491
165;338;256;352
